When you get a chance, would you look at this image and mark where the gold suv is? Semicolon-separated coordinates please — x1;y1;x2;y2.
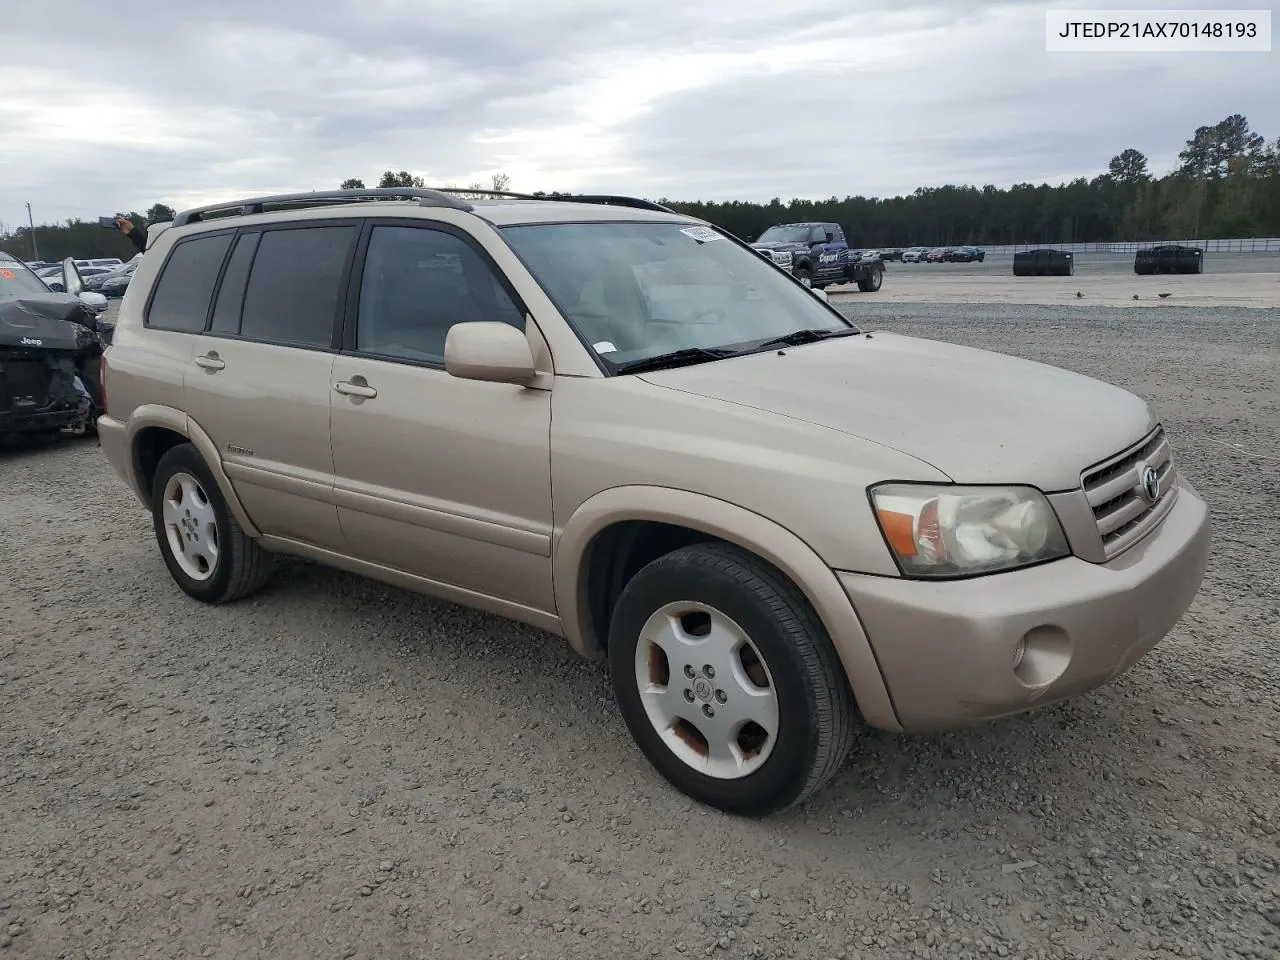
97;188;1211;815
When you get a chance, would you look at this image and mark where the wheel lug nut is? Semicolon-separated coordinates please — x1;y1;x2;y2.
683;665;695;679
704;665;715;679
683;689;694;703
715;690;727;703
702;704;714;718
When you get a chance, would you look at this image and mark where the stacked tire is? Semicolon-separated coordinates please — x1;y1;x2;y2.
1134;244;1204;275
1012;249;1074;277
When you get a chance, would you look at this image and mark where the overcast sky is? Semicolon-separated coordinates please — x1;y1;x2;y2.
1;0;1276;229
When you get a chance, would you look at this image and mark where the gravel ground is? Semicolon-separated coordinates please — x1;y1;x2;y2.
2;301;1279;960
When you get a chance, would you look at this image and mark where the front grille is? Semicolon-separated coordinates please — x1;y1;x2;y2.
0;354;54;414
1081;425;1176;559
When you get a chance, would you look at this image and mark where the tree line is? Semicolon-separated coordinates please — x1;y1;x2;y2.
0;204;176;263
655;114;1280;246
5;113;1277;261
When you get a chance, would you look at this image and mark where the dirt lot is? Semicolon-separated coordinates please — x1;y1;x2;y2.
2;296;1279;960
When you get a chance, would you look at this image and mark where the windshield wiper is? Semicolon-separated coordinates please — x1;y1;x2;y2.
745;327;862;352
612;346;739;374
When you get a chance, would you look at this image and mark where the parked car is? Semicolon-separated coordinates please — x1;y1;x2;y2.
39;264;112;291
1;251;109;439
92;258;139;296
98;186;1210;817
925;247;949;262
900;247;927;263
880;248;904;262
75;257;123;271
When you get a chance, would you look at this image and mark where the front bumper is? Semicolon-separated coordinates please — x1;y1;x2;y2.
838;476;1211;731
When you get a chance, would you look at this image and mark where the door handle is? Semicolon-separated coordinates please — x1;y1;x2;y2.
334;380;377;399
194;354;225;371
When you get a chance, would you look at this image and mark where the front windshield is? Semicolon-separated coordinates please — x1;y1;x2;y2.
755;225;814;244
500;220;854;369
0;258;54;300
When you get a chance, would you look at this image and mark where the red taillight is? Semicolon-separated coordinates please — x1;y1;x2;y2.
99;354;108;415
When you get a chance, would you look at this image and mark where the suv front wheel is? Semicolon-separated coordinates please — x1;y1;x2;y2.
608;542;856;815
150;443;274;603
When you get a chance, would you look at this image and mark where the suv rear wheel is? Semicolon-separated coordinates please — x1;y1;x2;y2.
608;542;856;816
150;443;274;603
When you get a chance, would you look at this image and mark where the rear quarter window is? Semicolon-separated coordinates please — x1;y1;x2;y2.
146;233;235;333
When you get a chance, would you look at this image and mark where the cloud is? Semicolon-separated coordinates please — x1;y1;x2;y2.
1;0;1276;228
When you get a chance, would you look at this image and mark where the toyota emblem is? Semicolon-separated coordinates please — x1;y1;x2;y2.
1139;464;1160;503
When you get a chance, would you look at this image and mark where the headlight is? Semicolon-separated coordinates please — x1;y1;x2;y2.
870;483;1070;578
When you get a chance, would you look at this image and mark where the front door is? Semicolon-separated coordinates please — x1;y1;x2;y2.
329;221;554;615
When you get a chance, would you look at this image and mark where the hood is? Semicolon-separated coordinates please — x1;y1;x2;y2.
637;331;1155;492
0;295;98;351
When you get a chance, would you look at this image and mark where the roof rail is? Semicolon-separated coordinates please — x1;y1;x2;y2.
563;194;681;215
171;187;474;227
431;187;680;215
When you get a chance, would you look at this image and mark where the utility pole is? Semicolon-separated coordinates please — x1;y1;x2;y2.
25;202;38;260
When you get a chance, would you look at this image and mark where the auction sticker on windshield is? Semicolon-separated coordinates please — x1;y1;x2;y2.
679;226;723;244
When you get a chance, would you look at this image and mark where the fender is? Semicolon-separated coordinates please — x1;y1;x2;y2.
554;485;902;732
121;404;261;538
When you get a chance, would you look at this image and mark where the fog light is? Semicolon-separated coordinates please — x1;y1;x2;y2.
1012;626;1072;688
1012;635;1028;670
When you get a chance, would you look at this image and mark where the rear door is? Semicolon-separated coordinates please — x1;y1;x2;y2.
179;220;360;550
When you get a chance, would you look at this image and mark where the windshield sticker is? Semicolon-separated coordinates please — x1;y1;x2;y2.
0;270;15;280
679;225;722;244
593;340;618;354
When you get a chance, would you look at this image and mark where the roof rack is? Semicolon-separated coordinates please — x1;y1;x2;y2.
171;186;681;228
431;187;680;215
171;187;474;227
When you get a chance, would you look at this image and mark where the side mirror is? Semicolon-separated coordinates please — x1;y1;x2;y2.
444;321;536;385
810;287;829;303
60;258;84;297
824;233;834;243
79;291;108;313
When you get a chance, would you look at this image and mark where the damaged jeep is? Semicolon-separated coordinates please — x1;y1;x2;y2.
0;251;110;440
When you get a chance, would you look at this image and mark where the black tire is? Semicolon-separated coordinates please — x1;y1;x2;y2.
150;442;274;603
608;542;856;816
856;264;883;293
793;265;813;287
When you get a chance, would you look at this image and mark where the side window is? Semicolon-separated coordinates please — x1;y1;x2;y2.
810;226;826;244
239;224;356;347
209;232;260;334
146;233;233;333
355;225;524;364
